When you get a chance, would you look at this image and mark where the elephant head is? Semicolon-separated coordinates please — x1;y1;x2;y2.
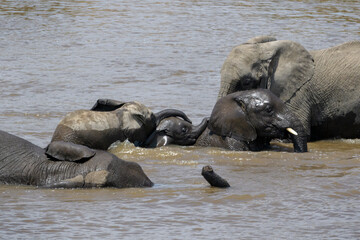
209;89;307;152
218;36;315;104
143;117;209;148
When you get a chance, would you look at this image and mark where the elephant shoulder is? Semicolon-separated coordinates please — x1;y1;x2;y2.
45;141;96;162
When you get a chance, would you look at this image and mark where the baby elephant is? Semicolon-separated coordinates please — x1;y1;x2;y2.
144;117;209;148
51;99;191;150
0;130;153;188
149;89;307;152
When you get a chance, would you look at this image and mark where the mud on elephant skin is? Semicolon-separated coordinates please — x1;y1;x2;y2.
218;36;360;140
148;89;307;152
0;130;153;188
51;99;192;150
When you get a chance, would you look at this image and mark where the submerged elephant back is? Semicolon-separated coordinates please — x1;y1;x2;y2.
51;110;122;149
57;110;120;131
0;130;152;188
0;130;82;186
0;130;49;185
51;102;157;149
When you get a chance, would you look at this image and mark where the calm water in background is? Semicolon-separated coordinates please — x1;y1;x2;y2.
0;0;359;239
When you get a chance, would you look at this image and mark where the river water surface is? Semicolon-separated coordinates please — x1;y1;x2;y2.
1;0;359;239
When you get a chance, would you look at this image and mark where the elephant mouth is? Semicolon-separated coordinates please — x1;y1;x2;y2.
168;134;197;146
261;126;298;140
183;135;198;145
261;126;286;138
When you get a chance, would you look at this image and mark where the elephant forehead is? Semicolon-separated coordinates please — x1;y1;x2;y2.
251;98;266;107
60;110;121;131
247;90;273;103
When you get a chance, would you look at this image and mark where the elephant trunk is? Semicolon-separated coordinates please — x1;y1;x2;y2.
154;109;192;126
190;117;209;139
291;133;308;153
285;111;308;153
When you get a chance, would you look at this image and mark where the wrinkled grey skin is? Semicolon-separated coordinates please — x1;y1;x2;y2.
51;99;191;150
143;117;209;148
218;36;360;140
0;130;153;188
196;89;307;152
142;90;307;152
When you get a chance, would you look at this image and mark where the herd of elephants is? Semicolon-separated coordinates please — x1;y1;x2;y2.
1;36;360;189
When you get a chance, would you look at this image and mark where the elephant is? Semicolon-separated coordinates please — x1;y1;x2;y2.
143;117;209;148
0;130;153;188
51;99;192;150
218;36;360;140
145;89;307;152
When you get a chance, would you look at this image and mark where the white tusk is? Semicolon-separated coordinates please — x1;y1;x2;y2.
163;136;168;145
286;128;298;136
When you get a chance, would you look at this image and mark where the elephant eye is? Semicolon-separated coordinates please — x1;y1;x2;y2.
181;127;187;133
265;105;273;114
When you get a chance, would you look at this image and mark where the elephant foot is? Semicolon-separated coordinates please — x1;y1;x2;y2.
201;165;230;188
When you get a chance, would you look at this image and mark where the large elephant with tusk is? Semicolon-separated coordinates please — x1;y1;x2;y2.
218;36;360;140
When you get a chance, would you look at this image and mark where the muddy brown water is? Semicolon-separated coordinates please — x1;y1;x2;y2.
1;1;359;239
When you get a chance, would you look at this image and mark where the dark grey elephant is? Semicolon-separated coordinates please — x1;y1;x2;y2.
0;130;153;188
146;89;307;152
143;117;209;148
218;36;360;140
51;99;191;150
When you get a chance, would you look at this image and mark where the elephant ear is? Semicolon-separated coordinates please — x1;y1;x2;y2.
259;40;315;103
90;99;126;111
154;118;174;135
245;36;277;44
45;141;96;162
208;94;257;142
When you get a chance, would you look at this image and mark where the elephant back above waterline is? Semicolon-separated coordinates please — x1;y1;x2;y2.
0;130;153;188
218;36;360;140
51;99;192;150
